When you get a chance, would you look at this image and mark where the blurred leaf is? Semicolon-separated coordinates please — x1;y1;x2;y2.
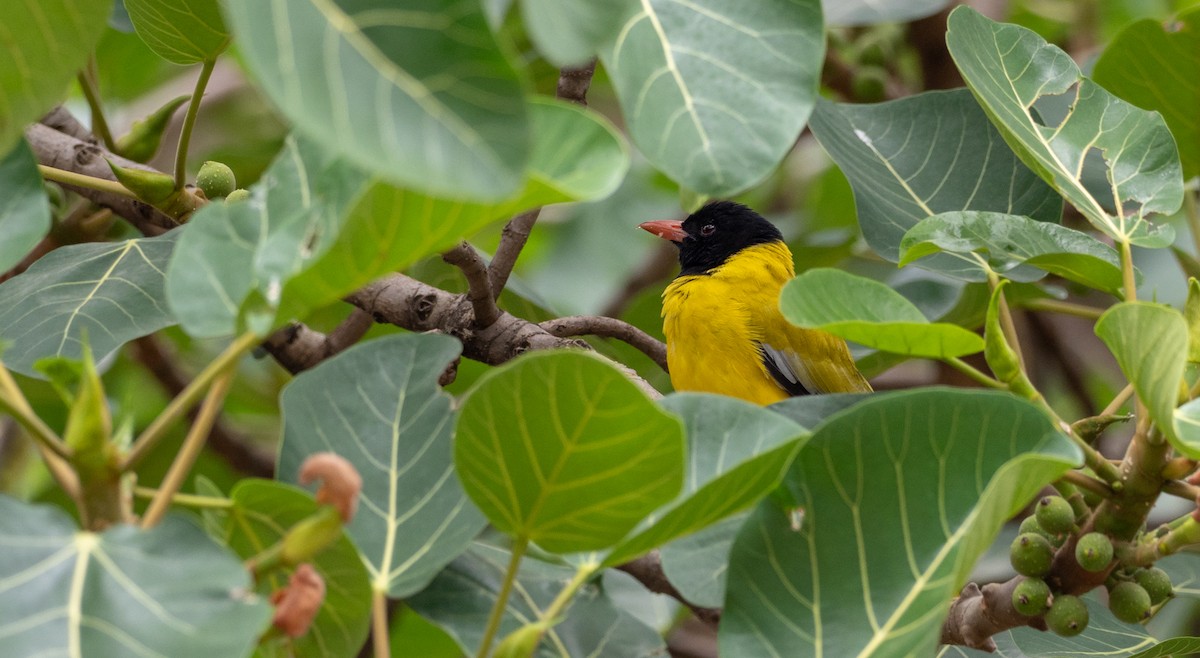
520;0;632;66
279;333;485;598
408;541;666;657
823;0;951;26
223;0;528;200
217;481;370;658
390;607;464;658
946;6;1183;245
602;393;808;567
0;0;111;153
1093;8;1200;179
809;91;1061;276
659;513;744;608
780;267;985;358
124;0;228;64
1095;303;1190;452
0;232;178;376
1008;597;1153;656
599;0;824;196
1188;278;1200;361
719;388;1079;656
0;140;49;272
455;351;684;553
899;211;1124;293
0;495;270;657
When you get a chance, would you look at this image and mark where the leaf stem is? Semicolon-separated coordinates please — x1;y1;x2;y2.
987;271;1025;371
541;561;598;623
174;57;217;190
1101;383;1135;417
122;331;258;471
133;486;232;509
372;588;390;658
38;165;138;199
77;59;116;151
141;367;235;528
1120;239;1137;302
477;537;528;658
945;357;1005;389
1020;298;1103;320
1059;469;1112;498
0;362;73;461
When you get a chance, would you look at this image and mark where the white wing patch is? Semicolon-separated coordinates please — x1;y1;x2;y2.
761;343;819;395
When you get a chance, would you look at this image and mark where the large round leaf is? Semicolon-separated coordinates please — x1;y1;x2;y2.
279;333;487;598
0;495;270;657
599;0;824;196
455;350;684;553
222;0;528;200
124;0;227;63
720;388;1080;656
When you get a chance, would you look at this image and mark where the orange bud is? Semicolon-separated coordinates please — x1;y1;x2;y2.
299;452;362;522
271;564;325;638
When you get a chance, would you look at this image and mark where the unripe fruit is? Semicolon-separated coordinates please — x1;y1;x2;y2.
1035;496;1075;535
225;188;250;204
1108;581;1151;624
1045;595;1088;637
196;161;236;199
1010;533;1054;577
1075;532;1114;572
1011;577;1051;616
1134;567;1173;605
1018;514;1065;546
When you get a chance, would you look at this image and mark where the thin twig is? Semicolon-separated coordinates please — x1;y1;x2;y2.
325;308;375;356
1162;478;1200;502
1101;383;1135;418
133;486;232;509
1020;298;1104;320
540;316;668;372
944;357;1005;389
38;165;138;199
618;552;720;626
174;58;217;189
77;60;115;150
1060;469;1112;498
444;242;501;328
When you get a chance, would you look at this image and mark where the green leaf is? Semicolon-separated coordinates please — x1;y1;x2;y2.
1129;638;1200;658
602;393;808;567
1008;598;1155;656
1093;8;1200;179
276;97;629;320
1095;303;1190;453
1187;279;1200;362
408;540;666;658
0;0;112;153
900;211;1125;293
218;480;371;658
455;350;684;553
809;90;1061;276
520;0;632;66
279;333;486;598
0;140;49;272
659;513;745;608
123;0;228;64
0;232;178;376
0;495;271;657
599;0;824;196
823;0;951;26
222;0;528;200
779;268;985;358
946;6;1183;244
166;136;370;338
719;388;1080;657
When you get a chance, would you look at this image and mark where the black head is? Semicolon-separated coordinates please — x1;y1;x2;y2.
675;201;784;275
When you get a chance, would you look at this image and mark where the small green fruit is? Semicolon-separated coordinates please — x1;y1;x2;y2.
1108;581;1151;624
1035;496;1075;535
1045;595;1088;637
225;188;250;204
1010;533;1054;577
1134;567;1173;605
196;161;236;199
1018;514;1064;546
1075;532;1114;572
1011;577;1051;617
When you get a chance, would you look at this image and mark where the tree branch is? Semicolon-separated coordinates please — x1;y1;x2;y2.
443;242;500;328
540;316;667;372
260;311;375;376
618;551;719;626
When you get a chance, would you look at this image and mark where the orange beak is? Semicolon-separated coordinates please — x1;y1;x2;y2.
638;219;688;242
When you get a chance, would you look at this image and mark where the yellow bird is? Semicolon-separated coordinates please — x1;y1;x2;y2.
640;201;871;405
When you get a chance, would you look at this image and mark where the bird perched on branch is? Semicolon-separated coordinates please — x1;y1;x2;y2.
640;201;871;405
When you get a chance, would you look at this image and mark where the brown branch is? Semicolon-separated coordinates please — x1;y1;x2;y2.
618;551;719;627
40;105;96;143
24;123;176;234
540;316;667;372
260;311;375;376
940;579;1045;650
443;242;500;328
129;336;274;478
556;59;597;106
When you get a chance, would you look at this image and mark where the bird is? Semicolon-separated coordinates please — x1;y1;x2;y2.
639;201;871;405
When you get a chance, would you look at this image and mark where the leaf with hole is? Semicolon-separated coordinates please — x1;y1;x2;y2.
455;350;684;553
0;232;177;376
779;268;985;358
946;6;1183;245
899;211;1124;293
222;0;528;200
0;495;270;657
599;0;824;196
279;333;485;598
809;91;1062;277
719;388;1079;656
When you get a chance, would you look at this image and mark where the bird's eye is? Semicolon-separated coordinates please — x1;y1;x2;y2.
700;224;716;236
